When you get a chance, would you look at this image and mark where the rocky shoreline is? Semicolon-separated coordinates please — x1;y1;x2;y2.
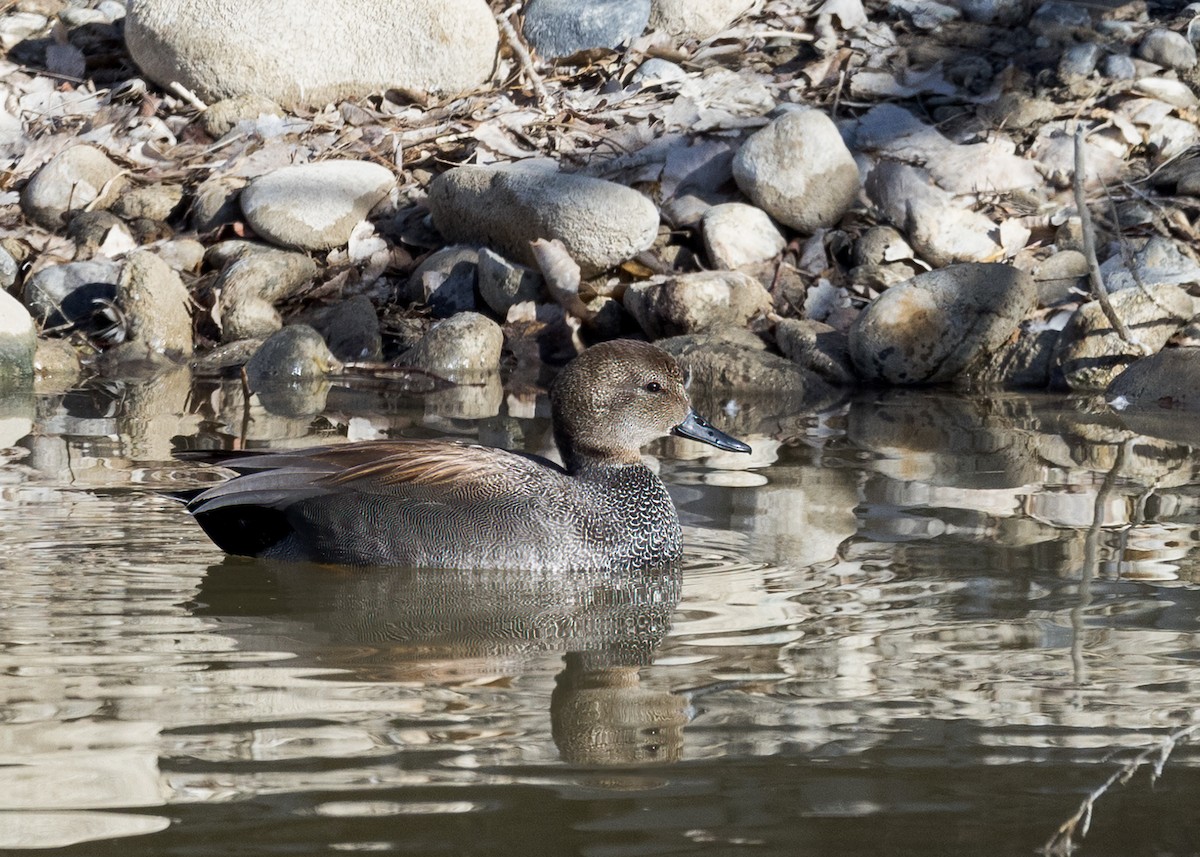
3;0;1200;428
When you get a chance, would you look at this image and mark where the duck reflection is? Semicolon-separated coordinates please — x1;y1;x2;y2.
193;560;686;766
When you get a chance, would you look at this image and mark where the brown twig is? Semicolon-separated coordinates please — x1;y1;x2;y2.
498;5;552;113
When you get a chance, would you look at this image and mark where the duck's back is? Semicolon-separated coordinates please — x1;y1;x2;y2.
187;440;683;571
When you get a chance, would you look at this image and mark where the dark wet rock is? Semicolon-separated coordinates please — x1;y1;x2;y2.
427;165;659;275
733;109;859;234
849;263;1036;385
477;248;542;317
215;247;318;341
396;311;503;379
300;295;382;362
1053;284;1195;391
190;337;266;374
66;210;132;254
111;182;185;222
115;250;193;358
624;270;772;339
1107;347;1200;410
522;0;650;58
649;0;757;38
965;324;1059;389
21;145;128;230
1138;28;1197;71
701;203;785;269
23;259;121;328
201;94;285;138
423;371;504;420
775;318;856;386
0;289;36;379
191;175;248;233
405;245;479;317
1033;249;1087;306
240;160;396;251
245;324;341;383
125;0;500;108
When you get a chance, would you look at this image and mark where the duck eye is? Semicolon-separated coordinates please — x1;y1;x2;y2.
643;381;663;393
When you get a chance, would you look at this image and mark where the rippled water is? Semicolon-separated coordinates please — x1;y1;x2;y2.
2;375;1199;856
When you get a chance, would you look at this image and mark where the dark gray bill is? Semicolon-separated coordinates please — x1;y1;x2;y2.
673;410;752;454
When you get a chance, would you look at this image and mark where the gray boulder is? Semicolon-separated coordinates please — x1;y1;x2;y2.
849;263;1036;384
523;0;650;58
21;146;128;230
215;247;318;341
775;318;856;386
1107;348;1200;410
125;0;499;108
397;312;503;379
246;324;341;383
649;0;759;39
116;250;194;359
624;271;772;338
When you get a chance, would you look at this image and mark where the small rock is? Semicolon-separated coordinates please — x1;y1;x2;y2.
1138;28;1197;71
154;238;206;273
215;247;318;341
245;324;341;383
522;0;650;58
477;248;542;317
0;244;18;289
191;176;248;233
116;250;193;358
1100;236;1200;293
66;210;133;255
624;270;772;338
1102;53;1136;80
852;225;913;266
427;165;659;275
0;289;36;379
701;203;785;269
190;337;266;374
1059;43;1102;80
21;145;128;230
397;312;503;378
300;295;382;362
111;183;185;221
405;245;480;317
965;324;1060;389
126;0;499;107
23;259;121;328
957;0;1026;25
732;109;860;234
240;160;396;251
648;0;758;39
888;0;959;29
33;336;82;383
1034;249;1088;305
1107;348;1200;409
201;94;285;138
775;318;856;386
1053;284;1195;390
849;263;1036;385
631;58;687;85
1028;1;1091;40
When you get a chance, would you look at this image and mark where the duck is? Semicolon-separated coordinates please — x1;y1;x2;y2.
184;339;751;571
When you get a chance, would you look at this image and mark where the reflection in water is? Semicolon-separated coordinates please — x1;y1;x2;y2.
2;379;1200;855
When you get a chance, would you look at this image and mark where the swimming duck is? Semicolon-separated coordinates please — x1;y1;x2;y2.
185;339;751;570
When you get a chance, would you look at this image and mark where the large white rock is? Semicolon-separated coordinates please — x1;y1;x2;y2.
125;0;499;108
702;202;785;269
427;165;660;274
733;109;860;233
240;161;397;251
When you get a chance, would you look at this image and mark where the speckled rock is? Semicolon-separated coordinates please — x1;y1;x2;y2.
240;160;396;251
1107;347;1200;409
111;182;185;221
427;165;659;275
215;247;318;341
115;250;193;358
125;0;500;108
21;145;128;230
396;311;503;379
648;0;758;39
1053;284;1195;391
624;271;772;339
245;324;341;383
300;295;382;363
0;289;36;379
201;94;285;138
33;336;83;383
965;324;1059;389
733;109;860;234
849;263;1036;385
702;203;785;269
66;210;133;255
523;0;650;58
775;318;856;385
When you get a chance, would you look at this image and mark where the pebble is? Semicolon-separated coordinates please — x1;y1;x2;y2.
21;145;128;230
1100;236;1200;293
154;238;206;273
1053;284;1194;390
23;259;121;328
111;182;184;221
732;109;860;234
477;248;542;317
33;336;83;384
1138;28;1197;71
245;324;341;383
775;318;856;386
215;247;318;341
405;245;480;317
115;250;194;359
1059;43;1102;80
624;270;773;338
648;0;758;39
300;295;383;363
1107;348;1200;410
201;95;285;139
240;160;396;251
1028;1;1092;41
701;203;785;269
66;211;133;255
1033;249;1087;305
191;176;248;233
1102;53;1136;80
522;0;650;58
0;289;36;379
631;58;688;86
0;244;17;290
427;165;660;275
957;0;1026;25
396;312;503;378
849;263;1036;385
852;225;913;266
125;0;500;108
